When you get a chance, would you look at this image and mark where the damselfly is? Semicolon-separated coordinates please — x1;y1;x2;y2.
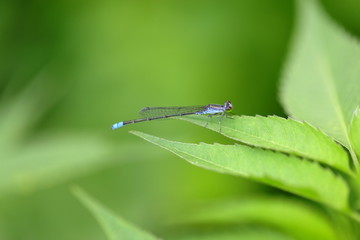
111;100;233;130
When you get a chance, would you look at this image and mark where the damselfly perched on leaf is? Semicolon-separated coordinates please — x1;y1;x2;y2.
111;101;233;129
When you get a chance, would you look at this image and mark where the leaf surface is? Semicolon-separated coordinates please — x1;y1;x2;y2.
180;115;351;175
279;0;360;149
132;131;349;211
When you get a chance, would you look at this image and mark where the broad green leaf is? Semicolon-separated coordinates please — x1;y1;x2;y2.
175;197;337;240
179;115;351;175
280;0;360;149
73;187;161;240
132;131;349;211
350;106;360;159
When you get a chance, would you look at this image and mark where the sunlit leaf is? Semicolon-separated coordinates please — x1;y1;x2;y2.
73;187;161;240
279;0;360;149
132;131;349;211
179;115;351;175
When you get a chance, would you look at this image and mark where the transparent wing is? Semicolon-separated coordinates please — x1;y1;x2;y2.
139;105;206;118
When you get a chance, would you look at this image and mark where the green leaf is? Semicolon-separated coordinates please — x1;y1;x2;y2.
350;106;360;159
73;187;161;240
176;197;338;240
179;115;351;175
279;0;360;149
132;131;349;212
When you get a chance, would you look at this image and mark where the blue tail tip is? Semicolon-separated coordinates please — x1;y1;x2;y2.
111;122;124;130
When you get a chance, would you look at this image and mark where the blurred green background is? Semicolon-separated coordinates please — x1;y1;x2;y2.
0;0;359;239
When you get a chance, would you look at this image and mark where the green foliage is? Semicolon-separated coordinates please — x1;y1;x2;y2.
132;131;349;212
179;115;351;175
76;0;360;239
74;0;360;239
2;0;360;239
73;187;161;240
279;0;360;153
